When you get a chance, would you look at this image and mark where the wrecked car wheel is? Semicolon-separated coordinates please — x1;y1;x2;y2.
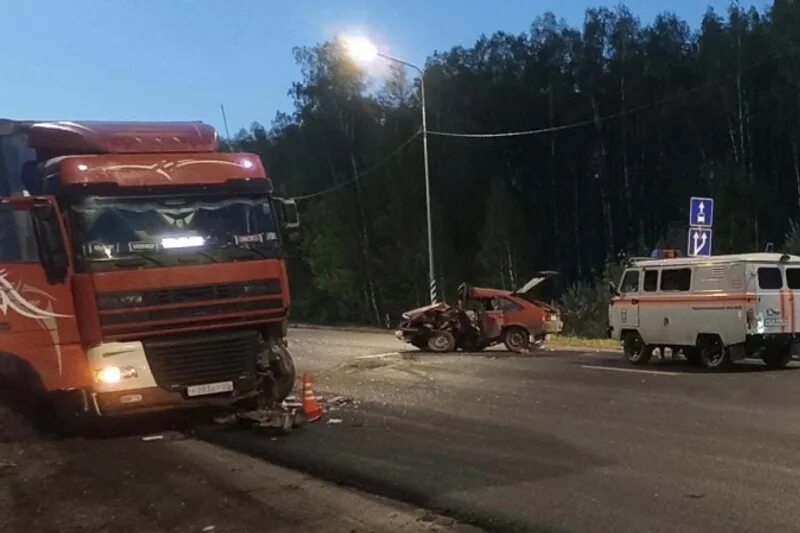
503;327;530;353
458;338;487;352
427;330;456;352
411;338;430;351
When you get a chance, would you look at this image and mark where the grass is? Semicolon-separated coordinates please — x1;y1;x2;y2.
292;322;620;351
546;335;620;351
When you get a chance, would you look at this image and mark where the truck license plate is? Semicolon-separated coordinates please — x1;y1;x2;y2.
187;381;234;397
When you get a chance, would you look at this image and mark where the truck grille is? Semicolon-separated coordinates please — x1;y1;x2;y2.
143;330;259;390
97;279;285;339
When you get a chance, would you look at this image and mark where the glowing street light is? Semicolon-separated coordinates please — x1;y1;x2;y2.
341;35;438;303
342;35;378;63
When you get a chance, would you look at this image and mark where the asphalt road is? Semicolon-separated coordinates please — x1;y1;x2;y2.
200;328;800;532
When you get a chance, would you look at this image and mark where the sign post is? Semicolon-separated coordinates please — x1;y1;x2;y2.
688;197;714;257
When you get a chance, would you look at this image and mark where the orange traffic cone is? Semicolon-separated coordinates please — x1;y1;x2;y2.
302;374;323;422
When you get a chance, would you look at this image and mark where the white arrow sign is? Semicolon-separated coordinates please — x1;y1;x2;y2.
687;228;712;257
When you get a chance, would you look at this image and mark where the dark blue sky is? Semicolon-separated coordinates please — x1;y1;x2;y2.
2;0;741;134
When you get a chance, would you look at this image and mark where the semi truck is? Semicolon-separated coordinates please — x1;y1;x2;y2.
0;119;299;421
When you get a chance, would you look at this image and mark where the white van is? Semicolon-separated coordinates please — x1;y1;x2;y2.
608;253;800;369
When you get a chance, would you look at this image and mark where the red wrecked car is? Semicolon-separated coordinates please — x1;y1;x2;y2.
395;273;563;353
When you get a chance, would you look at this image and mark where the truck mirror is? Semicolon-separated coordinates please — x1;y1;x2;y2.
274;197;300;245
275;198;300;230
30;203;68;284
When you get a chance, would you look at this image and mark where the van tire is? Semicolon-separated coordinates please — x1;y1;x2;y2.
682;347;702;366
623;332;651;365
762;346;792;370
699;336;730;370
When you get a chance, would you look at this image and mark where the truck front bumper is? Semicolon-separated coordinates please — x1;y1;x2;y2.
90;376;260;417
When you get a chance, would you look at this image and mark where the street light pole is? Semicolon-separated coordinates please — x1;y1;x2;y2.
378;54;437;303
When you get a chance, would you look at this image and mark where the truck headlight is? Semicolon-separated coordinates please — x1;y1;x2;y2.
96;366;138;384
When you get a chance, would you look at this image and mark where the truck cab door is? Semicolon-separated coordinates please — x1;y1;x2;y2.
0;197;81;390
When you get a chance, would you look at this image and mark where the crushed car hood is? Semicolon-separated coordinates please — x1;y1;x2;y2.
401;302;450;320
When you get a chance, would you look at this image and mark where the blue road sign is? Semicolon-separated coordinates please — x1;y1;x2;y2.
690;197;714;227
687;227;713;257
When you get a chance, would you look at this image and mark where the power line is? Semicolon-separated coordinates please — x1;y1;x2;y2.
293;130;421;202
427;51;784;139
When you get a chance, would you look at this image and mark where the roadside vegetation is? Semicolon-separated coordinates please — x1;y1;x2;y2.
229;2;800;333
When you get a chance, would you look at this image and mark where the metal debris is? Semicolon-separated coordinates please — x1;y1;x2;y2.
142;435;164;442
326;418;343;425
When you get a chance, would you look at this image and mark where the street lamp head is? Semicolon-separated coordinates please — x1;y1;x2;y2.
341;35;379;63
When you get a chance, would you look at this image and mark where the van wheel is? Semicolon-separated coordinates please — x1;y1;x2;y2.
682;347;702;366
623;332;651;365
427;330;456;352
503;327;531;353
762;345;792;370
699;336;730;370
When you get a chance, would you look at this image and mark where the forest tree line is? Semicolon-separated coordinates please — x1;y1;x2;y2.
229;1;800;335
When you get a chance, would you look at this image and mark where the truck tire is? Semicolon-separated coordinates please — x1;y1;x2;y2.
762;345;792;370
623;332;652;365
427;330;456;352
699;336;730;370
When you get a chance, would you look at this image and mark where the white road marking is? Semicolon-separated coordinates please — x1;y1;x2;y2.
356;352;401;360
581;365;680;376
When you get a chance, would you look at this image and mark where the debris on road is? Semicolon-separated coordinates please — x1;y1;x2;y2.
202;526;216;532
142;435;164;442
327;418;343;425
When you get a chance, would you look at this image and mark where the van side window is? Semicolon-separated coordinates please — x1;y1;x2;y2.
619;270;640;293
643;270;658;292
787;268;800;289
758;267;783;290
0;209;39;263
660;268;691;291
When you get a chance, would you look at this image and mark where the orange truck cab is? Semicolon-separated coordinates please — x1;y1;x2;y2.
0;120;298;418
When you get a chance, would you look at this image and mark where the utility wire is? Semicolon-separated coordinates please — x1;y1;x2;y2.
293;129;421;201
427;51;785;139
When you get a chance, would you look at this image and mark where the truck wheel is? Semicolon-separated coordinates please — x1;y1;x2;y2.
503;327;530;353
268;344;296;403
682;347;702;366
623;332;651;365
427;330;456;352
699;336;730;370
762;346;792;370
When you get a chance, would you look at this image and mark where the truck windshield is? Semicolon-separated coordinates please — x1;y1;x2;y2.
69;194;280;271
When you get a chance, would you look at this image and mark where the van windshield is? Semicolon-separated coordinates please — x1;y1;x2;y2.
68;194;281;271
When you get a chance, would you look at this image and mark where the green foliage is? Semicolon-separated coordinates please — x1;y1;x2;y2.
783;220;800;255
559;263;624;338
231;2;800;330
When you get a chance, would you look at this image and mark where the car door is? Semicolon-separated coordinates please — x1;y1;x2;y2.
0;197;81;390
